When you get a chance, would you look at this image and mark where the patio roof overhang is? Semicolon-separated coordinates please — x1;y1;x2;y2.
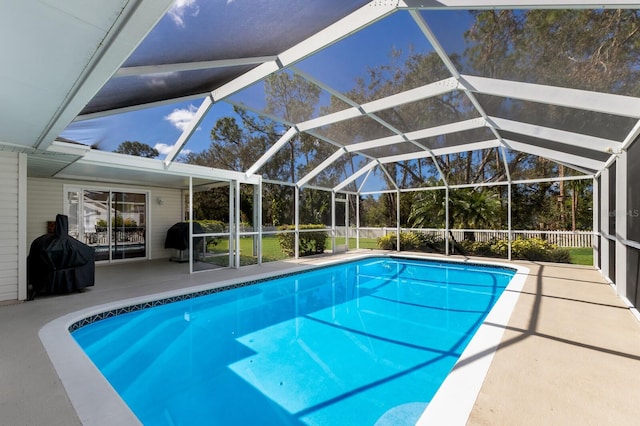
2;1;640;190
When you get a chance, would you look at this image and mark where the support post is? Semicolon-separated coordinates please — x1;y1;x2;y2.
616;151;628;298
600;167;611;279
592;176;599;268
508;182;512;261
345;193;350;251
256;180;262;265
228;181;235;268
332;191;336;253
396;190;401;252
189;176;193;274
356;194;360;250
445;186;450;255
295;186;300;259
234;180;241;269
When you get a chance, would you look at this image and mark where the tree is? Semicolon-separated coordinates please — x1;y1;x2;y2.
408;187;502;240
184;73;360;226
113;141;159;158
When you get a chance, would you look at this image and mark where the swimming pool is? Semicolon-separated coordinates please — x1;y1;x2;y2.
68;256;519;425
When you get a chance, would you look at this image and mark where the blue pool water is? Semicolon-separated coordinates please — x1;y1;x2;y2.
72;257;515;425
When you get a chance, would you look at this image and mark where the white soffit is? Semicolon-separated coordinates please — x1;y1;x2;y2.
0;0;174;150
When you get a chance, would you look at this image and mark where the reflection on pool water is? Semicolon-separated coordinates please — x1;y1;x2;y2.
72;257;515;425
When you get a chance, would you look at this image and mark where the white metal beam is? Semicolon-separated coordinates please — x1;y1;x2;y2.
334;161;377;192
490;116;621;153
297;108;363;133
431;139;501;158
378;140;501;164
296;77;458;132
400;0;640;9
297;148;347;188
379;163;399;191
35;0;176;150
461;75;640;118
359;77;459;114
116;56;277;77
410;9;514;174
345;134;406;153
164;95;213;167
213;3;395;102
245;127;298;176
620;119;640;151
553;160;596;177
405;118;486;145
358;167;374;193
503;139;605;171
344;118;486;153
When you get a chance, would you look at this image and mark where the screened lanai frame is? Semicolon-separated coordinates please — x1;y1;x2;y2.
60;1;640;310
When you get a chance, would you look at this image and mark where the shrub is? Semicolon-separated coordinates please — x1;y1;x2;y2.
400;232;421;250
123;217;137;227
490;239;509;256
488;237;570;263
376;233;396;250
379;233;572;263
376;232;418;250
95;216;137;228
546;247;571;263
511;237;555;261
195;220;225;234
277;224;327;256
414;232;446;253
195;220;225;249
377;231;446;252
460;240;495;257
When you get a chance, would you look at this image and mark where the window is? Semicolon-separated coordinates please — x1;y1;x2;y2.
65;187;148;262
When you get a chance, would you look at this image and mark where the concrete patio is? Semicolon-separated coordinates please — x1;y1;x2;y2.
1;252;639;425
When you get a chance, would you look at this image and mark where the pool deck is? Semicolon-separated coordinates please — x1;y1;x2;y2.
1;251;639;425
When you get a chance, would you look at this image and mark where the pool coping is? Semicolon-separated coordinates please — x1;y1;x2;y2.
39;253;528;426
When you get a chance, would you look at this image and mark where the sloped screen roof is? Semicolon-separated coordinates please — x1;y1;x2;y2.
81;0;369;115
61;1;640;193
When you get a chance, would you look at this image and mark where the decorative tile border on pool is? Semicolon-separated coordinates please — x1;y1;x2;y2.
67;280;264;332
68;255;518;333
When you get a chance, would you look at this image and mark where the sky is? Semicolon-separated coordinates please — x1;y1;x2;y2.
59;2;473;165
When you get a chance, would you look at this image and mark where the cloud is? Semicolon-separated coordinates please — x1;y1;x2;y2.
154;143;173;155
164;104;198;132
168;0;200;27
154;143;191;156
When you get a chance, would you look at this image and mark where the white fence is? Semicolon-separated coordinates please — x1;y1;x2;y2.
248;226;593;247
346;227;593;248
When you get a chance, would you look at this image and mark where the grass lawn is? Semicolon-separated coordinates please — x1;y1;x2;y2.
566;247;593;265
202;235;592;266
201;235;381;267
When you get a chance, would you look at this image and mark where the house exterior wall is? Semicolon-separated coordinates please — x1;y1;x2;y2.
27;177;183;262
0;152;22;302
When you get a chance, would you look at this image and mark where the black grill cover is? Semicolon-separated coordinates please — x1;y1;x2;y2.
27;214;95;299
164;222;204;251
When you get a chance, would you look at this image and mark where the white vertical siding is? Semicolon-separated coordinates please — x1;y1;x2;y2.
27;178;182;261
147;187;184;259
26;178;64;245
0;152;19;301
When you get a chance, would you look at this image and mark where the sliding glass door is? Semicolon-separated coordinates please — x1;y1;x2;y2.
66;187;148;262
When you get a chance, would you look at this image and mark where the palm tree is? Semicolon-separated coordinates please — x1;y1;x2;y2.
409;188;502;241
